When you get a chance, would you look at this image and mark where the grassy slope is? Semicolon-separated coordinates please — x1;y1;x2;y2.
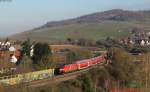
13;20;150;42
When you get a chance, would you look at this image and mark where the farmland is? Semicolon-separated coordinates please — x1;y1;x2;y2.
11;21;148;42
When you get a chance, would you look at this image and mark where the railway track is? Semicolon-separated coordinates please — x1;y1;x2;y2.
25;64;104;88
1;55;108;88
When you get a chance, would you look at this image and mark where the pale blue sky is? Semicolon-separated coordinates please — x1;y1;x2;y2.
0;0;150;37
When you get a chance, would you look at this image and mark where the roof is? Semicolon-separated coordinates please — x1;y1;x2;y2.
9;46;16;51
76;59;91;64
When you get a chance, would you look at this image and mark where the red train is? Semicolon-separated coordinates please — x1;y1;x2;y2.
58;56;106;74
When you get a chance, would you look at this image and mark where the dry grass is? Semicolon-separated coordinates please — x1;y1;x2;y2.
50;44;81;53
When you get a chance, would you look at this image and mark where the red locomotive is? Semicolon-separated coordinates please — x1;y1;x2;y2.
59;63;78;73
58;56;106;74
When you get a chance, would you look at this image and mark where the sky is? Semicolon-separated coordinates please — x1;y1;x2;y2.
0;0;150;37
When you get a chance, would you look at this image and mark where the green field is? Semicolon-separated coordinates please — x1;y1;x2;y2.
12;20;150;42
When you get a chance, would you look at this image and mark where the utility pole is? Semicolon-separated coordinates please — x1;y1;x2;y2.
94;79;97;92
146;54;148;91
145;53;149;92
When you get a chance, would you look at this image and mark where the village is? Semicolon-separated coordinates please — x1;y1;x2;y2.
120;29;150;46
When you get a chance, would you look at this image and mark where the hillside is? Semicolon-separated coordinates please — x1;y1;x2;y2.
11;9;150;42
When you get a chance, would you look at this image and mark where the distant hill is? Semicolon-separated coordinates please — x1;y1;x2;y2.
11;9;150;42
44;9;149;27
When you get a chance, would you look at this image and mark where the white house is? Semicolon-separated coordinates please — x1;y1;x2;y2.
10;55;18;63
141;40;145;46
146;40;150;45
140;40;145;46
9;46;16;52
